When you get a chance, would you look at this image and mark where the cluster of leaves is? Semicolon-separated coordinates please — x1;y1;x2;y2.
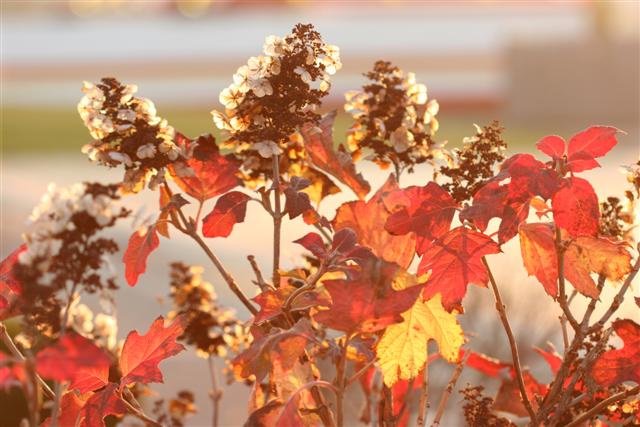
2;22;639;427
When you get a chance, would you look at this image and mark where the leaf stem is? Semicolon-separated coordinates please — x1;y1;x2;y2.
121;392;164;427
482;257;537;422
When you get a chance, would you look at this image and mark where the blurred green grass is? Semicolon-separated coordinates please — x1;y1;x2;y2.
2;106;543;154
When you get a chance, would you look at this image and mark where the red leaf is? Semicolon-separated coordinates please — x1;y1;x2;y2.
334;175;416;268
252;285;323;325
385;182;457;255
493;371;547;417
552;177;599;237
201;191;251;238
419;227;500;311
591;319;640;387
518;223;559;298
119;315;187;389
0;352;24;392
123;226;160;287
566;126;621;173
0;245;26;320
462;349;511;377
232;319;315;382
293;232;327;258
300;111;370;199
41;391;89;427
313;275;422;333
534;345;562;374
77;383;127;427
36;333;110;391
169;134;240;202
536;135;566;159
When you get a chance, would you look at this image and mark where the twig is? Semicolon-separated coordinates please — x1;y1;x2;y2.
559;290;577;349
247;255;269;291
416;360;430;427
335;335;351;427
430;351;469;427
555;227;580;332
121;393;164;427
207;356;222;427
483;257;537;422
346;358;376;386
564;385;640;427
272;153;283;287
0;323;56;400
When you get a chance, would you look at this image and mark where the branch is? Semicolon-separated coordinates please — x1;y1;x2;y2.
165;185;258;315
207;356;222;427
272;153;283;287
416;359;430;427
335;335;350;427
430;351;469;427
0;322;55;399
482;257;537;422
247;255;269;291
564;385;640;427
121;391;164;427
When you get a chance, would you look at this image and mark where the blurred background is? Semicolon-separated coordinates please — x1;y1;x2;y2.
1;1;639;426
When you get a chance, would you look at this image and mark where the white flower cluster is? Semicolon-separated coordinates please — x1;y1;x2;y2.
345;72;439;154
78;80;180;166
62;296;118;350
18;183;121;270
211;32;341;143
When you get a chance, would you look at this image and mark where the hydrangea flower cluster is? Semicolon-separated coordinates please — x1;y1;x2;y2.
211;23;341;184
600;159;640;240
61;295;119;350
344;60;446;174
168;263;251;358
14;182;129;333
78;78;191;192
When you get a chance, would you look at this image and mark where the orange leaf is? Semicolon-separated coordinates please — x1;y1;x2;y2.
168;134;240;202
36;333;110;392
119;315;187;390
0;245;26;320
41;391;90;427
156;184;172;238
333;175;416;268
419;227;500;311
518;223;559;298
591;319;640;387
77;383;127;427
313;274;422;333
201;191;251;238
385;182;457;255
300;111;370;200
123;226;160;287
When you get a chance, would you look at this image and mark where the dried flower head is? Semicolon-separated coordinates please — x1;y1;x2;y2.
344;60;448;174
14;182;129;333
60;294;119;350
440;121;508;203
78;78;191;192
211;23;340;185
600;159;640;240
168;263;251;358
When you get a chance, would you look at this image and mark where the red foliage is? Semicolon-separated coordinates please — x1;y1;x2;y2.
123;226;160;286
201;191;251;238
591;319;640;387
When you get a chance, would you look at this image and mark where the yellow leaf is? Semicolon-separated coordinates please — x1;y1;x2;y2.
376;293;464;387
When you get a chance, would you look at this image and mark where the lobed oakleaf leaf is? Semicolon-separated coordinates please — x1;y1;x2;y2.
300;111;370;199
591;319;640;387
419;227;500;311
334;175;416;268
0;245;26;320
566;126;622;173
377;293;463;387
119;315;187;390
77;383;127;427
41;391;90;427
36;333;110;392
